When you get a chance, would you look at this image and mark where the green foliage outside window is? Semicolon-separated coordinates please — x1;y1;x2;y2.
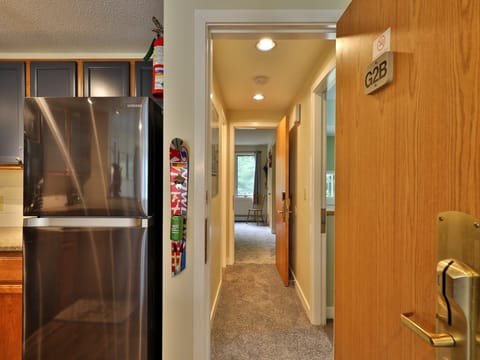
236;154;255;196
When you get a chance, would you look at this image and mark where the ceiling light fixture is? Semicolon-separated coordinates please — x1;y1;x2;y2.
256;38;276;52
253;93;265;101
254;75;269;85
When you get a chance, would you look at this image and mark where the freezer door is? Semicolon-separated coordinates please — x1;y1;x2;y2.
23;97;162;217
23;226;151;360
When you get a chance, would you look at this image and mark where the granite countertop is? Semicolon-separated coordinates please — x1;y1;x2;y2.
0;227;22;252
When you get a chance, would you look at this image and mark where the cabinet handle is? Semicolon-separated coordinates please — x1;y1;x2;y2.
400;312;455;347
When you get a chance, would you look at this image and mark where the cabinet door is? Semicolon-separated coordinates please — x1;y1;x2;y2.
135;61;162;106
30;62;76;97
0;62;24;164
0;289;22;360
83;62;130;97
135;61;153;97
0;255;22;360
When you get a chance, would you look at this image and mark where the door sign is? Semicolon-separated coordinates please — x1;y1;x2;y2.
373;27;391;60
364;51;394;95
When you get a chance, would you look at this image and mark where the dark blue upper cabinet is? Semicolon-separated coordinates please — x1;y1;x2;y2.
0;62;24;164
135;61;162;106
83;62;130;97
135;61;153;97
30;62;77;97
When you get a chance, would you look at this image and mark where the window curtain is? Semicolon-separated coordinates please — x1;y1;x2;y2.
253;151;262;205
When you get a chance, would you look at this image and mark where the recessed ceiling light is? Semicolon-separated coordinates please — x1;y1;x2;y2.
256;38;276;52
253;94;265;101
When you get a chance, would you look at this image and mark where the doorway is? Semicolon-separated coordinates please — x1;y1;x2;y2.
190;9;343;359
233;128;276;263
313;67;336;323
209;30;337;360
225;124;279;265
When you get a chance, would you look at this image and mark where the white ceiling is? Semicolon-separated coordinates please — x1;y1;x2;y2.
0;0;163;57
213;31;336;142
213;33;335;113
0;2;336;139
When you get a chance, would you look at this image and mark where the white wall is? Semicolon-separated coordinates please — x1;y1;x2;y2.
209;76;228;324
164;2;349;359
234;196;252;218
0;169;23;227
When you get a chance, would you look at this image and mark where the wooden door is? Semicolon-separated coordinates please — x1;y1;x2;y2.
335;1;480;359
275;116;289;286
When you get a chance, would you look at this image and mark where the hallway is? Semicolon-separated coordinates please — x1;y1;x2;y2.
211;223;333;359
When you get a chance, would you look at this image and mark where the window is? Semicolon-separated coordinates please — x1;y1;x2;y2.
235;153;256;196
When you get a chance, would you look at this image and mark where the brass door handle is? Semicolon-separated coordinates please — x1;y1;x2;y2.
277;200;292;222
400;312;455;347
277;199;292;214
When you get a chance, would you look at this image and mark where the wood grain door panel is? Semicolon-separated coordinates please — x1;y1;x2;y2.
335;1;480;359
275;116;289;286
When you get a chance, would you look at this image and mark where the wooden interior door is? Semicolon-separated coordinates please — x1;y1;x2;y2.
335;1;480;359
275;116;289;286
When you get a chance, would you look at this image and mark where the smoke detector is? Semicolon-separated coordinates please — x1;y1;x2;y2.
254;75;269;85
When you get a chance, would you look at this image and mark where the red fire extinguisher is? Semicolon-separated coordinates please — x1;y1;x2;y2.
152;36;164;99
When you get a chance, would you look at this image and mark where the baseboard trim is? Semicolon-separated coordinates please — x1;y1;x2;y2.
290;270;312;322
210;276;223;325
326;306;334;319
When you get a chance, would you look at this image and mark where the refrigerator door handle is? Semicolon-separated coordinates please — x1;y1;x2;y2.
23;217;151;228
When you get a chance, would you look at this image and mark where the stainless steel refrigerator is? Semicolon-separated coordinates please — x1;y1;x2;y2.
23;97;163;360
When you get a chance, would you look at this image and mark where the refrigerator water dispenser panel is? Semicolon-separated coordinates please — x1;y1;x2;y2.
401;211;480;360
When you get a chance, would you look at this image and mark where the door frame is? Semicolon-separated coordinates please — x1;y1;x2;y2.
194;9;343;358
227;122;279;266
311;62;336;324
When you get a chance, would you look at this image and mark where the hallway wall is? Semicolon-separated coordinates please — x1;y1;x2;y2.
209;78;228;323
286;43;335;320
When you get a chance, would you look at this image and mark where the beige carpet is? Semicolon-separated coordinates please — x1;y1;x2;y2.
234;223;275;264
211;223;333;360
